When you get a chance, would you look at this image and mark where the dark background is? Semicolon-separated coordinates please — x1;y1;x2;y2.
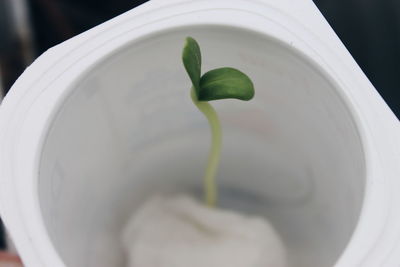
0;0;399;251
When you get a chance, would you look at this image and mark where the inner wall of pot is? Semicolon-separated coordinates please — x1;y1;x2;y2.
39;26;365;267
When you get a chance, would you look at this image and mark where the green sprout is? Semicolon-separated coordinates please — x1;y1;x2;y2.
182;37;255;207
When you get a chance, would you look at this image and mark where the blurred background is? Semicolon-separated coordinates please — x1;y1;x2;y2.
0;0;399;261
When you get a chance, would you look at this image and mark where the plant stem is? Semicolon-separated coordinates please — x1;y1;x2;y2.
191;87;222;207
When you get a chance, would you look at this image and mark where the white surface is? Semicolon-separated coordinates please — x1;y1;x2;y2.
0;66;3;101
0;1;399;267
37;25;365;267
122;195;287;267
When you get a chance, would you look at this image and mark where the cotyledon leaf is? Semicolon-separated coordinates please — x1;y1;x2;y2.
198;67;254;101
182;37;202;96
182;37;254;102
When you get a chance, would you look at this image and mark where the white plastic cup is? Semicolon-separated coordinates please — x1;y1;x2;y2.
0;1;399;267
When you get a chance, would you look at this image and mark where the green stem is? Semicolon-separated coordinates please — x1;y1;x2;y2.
191;87;222;207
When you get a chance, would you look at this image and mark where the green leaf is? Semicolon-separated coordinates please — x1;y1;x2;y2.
198;67;255;101
182;37;202;97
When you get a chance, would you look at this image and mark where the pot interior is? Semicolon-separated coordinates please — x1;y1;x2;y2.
39;25;366;267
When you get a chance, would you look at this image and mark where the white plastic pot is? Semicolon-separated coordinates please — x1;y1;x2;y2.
0;1;399;267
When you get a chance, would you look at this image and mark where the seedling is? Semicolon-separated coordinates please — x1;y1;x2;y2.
182;37;255;207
